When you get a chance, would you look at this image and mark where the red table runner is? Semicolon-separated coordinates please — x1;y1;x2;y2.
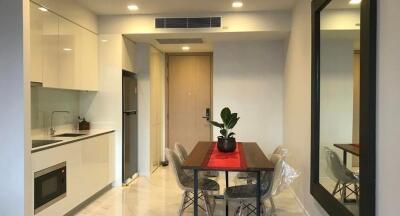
202;142;247;170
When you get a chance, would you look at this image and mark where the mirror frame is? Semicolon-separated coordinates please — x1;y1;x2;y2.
311;0;376;215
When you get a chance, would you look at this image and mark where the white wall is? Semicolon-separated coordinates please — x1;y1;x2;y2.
135;43;151;176
213;41;284;154
319;39;354;177
377;0;400;215
0;0;32;215
283;0;328;215
31;88;80;134
99;11;291;34
79;35;123;185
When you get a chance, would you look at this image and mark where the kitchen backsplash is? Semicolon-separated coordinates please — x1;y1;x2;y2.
31;87;80;134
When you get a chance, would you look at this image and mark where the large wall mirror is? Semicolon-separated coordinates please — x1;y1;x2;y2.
311;0;376;215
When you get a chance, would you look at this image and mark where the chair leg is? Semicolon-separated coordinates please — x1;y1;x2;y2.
178;191;188;216
340;183;346;203
354;183;359;203
234;201;243;216
202;191;213;216
262;201;272;216
269;197;276;212
332;181;340;195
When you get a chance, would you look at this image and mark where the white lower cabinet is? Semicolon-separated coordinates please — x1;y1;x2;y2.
32;133;115;216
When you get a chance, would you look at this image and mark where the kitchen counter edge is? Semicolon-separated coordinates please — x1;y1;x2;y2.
31;130;115;153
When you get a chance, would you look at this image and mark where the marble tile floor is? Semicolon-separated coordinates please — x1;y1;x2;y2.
75;166;307;216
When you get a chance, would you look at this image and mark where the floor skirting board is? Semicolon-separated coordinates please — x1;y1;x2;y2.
289;186;311;216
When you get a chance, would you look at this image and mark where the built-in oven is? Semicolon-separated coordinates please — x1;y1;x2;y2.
34;162;66;214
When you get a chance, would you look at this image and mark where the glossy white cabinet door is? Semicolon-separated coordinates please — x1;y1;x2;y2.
59;17;80;90
30;2;99;91
30;3;43;83
30;3;59;86
42;8;59;88
80;28;98;91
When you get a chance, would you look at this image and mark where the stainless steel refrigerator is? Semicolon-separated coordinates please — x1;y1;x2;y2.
122;71;138;183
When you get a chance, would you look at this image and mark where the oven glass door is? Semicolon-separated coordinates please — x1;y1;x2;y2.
34;162;66;213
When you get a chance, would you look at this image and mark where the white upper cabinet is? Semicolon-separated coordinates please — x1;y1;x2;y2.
29;2;98;91
30;3;44;83
58;17;80;90
79;28;98;91
122;37;135;72
42;10;59;88
30;2;59;87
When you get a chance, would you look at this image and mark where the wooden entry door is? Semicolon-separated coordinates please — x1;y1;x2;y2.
168;54;212;152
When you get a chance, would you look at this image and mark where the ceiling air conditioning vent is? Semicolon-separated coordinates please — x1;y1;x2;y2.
155;17;221;29
156;38;204;44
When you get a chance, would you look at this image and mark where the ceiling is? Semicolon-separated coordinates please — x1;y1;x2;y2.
125;31;289;53
75;0;296;15
326;0;362;9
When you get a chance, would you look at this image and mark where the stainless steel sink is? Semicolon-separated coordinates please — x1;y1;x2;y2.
32;140;63;148
53;133;87;137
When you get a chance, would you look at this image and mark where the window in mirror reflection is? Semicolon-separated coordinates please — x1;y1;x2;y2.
319;0;361;215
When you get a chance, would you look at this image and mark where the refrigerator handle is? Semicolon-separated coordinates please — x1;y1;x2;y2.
124;110;137;115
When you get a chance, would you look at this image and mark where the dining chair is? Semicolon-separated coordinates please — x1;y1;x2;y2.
237;145;286;181
165;148;220;216
235;145;286;210
225;154;283;216
324;147;359;203
175;143;220;178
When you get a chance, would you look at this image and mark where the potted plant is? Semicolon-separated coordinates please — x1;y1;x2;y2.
209;107;240;152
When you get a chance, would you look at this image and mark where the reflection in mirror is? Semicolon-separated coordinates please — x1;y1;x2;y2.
319;0;360;215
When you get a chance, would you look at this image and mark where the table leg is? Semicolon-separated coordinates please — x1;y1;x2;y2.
225;171;229;216
256;171;261;216
194;169;198;216
342;151;349;203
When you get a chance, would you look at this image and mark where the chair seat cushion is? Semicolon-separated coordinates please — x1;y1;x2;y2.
237;172;257;179
204;170;219;177
225;181;271;199
182;176;220;191
225;184;263;199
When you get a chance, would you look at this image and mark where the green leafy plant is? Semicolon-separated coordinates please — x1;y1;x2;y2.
209;107;240;139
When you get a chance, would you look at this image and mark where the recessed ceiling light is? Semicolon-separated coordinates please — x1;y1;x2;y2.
349;0;362;4
38;7;48;12
127;4;139;11
63;48;72;51
232;1;243;8
101;39;108;42
182;46;190;51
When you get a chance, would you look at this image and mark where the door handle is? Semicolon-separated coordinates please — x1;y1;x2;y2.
202;108;211;121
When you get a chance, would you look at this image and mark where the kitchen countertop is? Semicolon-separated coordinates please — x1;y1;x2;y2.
31;129;115;153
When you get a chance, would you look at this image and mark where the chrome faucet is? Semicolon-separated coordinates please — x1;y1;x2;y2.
50;111;70;136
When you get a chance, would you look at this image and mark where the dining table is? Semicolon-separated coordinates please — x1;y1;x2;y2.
334;143;360;166
181;141;275;216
